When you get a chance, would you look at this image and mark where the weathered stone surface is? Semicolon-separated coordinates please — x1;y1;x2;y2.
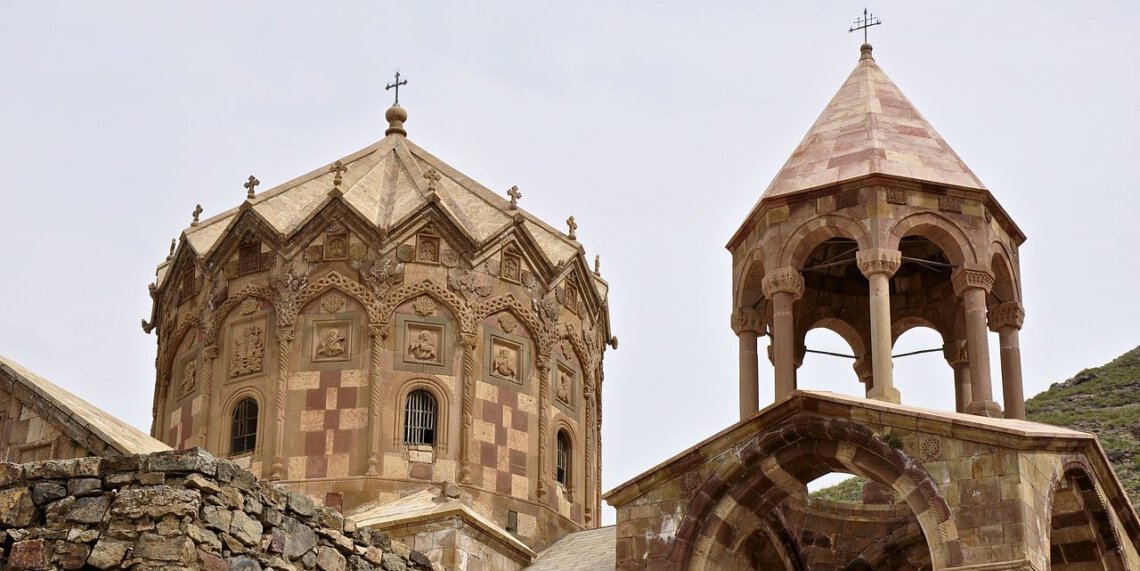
64;495;109;524
202;504;233;533
51;540;91;569
133;533;195;563
197;549;229;571
314;506;345;531
187;522;222;551
0;487;38;527
230;509;264;545
145;448;217;475
0;462;24;486
286;490;315;516
87;539;131;569
111;485;200;519
185;471;221;494
67;477;102;497
317;545;348;571
9;538;48;570
381;552;408;571
283;516;318;560
31;481;68;505
228;555;264;570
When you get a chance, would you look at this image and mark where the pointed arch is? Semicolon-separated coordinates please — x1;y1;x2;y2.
733;249;767;311
204;284;275;345
988;246;1019;305
470;294;546;347
378;279;469;329
295;271;380;323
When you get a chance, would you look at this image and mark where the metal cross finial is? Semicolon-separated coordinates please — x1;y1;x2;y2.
566;216;577;240
191;204;203;226
507;185;521;209
244;175;260;199
848;8;882;43
386;71;408;106
329;161;348;188
423;168;441;191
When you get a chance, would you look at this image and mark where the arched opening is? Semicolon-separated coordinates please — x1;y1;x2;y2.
555;429;571;487
404;389;438;446
798;327;865;398
891;325;954;411
675;417;959;571
230;397;258;455
1049;467;1126;570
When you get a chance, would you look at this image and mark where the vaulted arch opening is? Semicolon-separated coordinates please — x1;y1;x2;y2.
1049;467;1127;570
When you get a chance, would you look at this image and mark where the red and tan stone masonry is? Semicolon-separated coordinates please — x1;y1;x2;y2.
604;391;1140;571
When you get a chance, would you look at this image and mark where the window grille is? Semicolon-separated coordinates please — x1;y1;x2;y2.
231;398;258;454
555;430;570;486
404;390;438;446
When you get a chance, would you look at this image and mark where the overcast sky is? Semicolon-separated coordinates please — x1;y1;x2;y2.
1;2;1138;526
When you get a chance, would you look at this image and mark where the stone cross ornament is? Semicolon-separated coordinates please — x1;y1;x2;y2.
507;185;521;209
191;204;203;226
244;175;260;199
329;161;347;188
566;216;577;240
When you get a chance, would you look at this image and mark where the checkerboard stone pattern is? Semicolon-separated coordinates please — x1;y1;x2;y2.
167;397;198;451
286;369;369;480
474;380;533;499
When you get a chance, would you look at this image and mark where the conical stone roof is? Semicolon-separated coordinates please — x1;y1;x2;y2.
760;44;986;201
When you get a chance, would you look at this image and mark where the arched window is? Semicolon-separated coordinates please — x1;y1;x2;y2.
404;390;438;446
231;398;258;454
555;430;571;486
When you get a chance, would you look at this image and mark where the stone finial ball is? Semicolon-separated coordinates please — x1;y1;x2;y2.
386;104;408;123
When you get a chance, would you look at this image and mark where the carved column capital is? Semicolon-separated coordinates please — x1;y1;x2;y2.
761;267;804;300
943;340;969;367
951;267;995;296
202;345;220;360
988;301;1025;332
856;249;902;278
852;356;873;383
274;328;295;344
730;307;765;336
458;332;478;348
368;323;390;340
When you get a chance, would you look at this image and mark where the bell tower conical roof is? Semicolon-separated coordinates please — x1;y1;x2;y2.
761;43;986;201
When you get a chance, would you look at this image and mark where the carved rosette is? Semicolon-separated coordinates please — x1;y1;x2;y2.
988;301;1025;332
730;307;765;336
761;267;805;300
855;248;902;278
951;268;995;296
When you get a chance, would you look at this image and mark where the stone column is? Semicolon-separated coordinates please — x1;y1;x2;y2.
989;302;1026;420
365;325;387;476
762;268;804;401
943;340;972;413
731;307;765;420
536;355;552;500
198;345;219;451
458;332;478;485
270;327;294;480
953;268;1002;417
856;249;902;404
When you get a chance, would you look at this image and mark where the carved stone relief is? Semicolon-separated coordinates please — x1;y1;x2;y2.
324;232;348;261
314;325;348;361
393;314;453;374
238;242;262;276
230;324;265;378
300;312;362;371
239;298;260;316
885;187;907;205
413;295;438;316
320;293;346;314
396;244;415;262
939;195;963;213
180;359;197;395
490;339;521;381
919;435;942;461
498;313;518;335
556;366;572;405
357;251;404;295
502;251;522;283
440;249;459;268
416;233;440;264
406;327;441;364
448;268;492;301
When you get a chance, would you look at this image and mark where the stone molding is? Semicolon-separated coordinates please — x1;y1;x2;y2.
761;267;804;300
987;301;1025;331
951;267;995;296
730;307;765;336
942;340;969;367
855;248;902;278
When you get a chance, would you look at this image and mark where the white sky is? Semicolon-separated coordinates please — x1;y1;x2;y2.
1;2;1138;525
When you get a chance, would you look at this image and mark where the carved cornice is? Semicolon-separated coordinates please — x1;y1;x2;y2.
942;340;969;367
730;307;765;336
988;302;1025;332
856;248;902;278
951;268;994;296
761;267;804;300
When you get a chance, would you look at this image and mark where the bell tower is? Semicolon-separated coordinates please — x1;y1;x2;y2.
728;42;1027;419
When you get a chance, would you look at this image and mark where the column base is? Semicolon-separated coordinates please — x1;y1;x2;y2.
867;385;901;404
965;400;1003;418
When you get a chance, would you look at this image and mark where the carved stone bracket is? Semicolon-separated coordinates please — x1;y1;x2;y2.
730;307;765;336
951;267;995;296
761;267;805;300
856;248;902;278
987;301;1025;332
942;340;969;367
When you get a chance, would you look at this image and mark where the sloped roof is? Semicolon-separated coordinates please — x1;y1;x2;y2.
0;355;171;456
759;44;986;201
525;526;615;571
181;109;580;270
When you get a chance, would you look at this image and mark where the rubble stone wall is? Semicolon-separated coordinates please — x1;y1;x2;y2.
0;449;436;571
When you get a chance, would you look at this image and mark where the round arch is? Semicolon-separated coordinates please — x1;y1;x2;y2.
734;250;767;310
988;248;1019;305
777;213;872;270
886;212;977;266
672;416;960;570
1047;462;1127;570
392;378;452;453
221;387;266;457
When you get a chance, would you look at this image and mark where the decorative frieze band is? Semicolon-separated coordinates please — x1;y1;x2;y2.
761;267;804;300
951;268;995;296
730;307;765;336
856;249;902;278
988;301;1025;331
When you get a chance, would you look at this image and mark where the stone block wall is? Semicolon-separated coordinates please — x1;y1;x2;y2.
0;383;92;464
0;449;435;571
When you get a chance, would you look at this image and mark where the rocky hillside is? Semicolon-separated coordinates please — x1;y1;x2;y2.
813;345;1140;505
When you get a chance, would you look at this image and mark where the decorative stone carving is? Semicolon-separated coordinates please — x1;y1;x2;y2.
951;268;995;296
885;187;907;204
498;313;518;334
440;249;459;268
230;325;265;378
856;248;902;278
492;348;516;379
943;340;969;367
180;359;197;395
988;301;1025;331
556;368;572;404
560;338;575;360
502;251;522;283
315;328;346;358
323;232;348;261
938;195;963;213
416;233;440;264
413;295;437;316
919;435;942;461
730;307;764;335
238;242;261;276
320;293;346;314
238;298;260;316
396;244;415;262
521;271;537;289
761;267;805;299
407;329;439;363
358;251;404;295
447;268;492;301
269;258;311;328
